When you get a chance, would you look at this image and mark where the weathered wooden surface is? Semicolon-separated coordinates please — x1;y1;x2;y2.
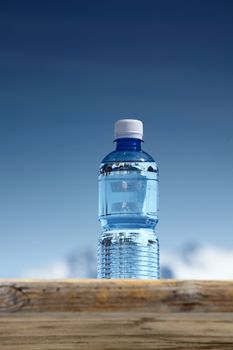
1;312;233;349
1;279;233;313
0;280;233;349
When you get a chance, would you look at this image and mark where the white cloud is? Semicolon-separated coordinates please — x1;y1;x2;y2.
21;245;233;279
161;245;233;279
22;260;70;279
21;248;97;279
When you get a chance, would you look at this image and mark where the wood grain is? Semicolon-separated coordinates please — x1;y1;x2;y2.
0;279;233;313
0;312;233;349
0;280;233;349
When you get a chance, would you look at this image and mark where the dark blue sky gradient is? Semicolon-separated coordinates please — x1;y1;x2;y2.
0;0;233;276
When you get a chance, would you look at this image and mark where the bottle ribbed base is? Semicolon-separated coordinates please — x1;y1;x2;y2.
97;230;159;279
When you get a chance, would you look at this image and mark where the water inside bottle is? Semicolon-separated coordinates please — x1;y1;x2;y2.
98;161;159;279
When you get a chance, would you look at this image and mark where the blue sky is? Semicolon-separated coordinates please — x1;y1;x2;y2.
0;0;233;277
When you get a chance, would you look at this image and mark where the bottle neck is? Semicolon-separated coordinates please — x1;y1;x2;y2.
115;138;142;151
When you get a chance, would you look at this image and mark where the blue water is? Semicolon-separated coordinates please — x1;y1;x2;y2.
98;155;159;279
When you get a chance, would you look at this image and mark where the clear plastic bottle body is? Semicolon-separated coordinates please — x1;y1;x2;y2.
97;138;159;279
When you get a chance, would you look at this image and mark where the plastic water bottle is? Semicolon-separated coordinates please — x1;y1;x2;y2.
97;119;159;279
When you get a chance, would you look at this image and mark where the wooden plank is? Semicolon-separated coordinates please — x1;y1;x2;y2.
1;280;233;313
0;312;233;349
0;281;233;349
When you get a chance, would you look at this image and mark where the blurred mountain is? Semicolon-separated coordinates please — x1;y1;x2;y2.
67;249;97;278
22;244;233;279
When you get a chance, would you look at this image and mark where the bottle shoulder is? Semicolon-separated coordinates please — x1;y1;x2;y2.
101;149;156;164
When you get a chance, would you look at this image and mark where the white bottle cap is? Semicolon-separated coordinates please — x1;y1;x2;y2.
114;119;143;140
